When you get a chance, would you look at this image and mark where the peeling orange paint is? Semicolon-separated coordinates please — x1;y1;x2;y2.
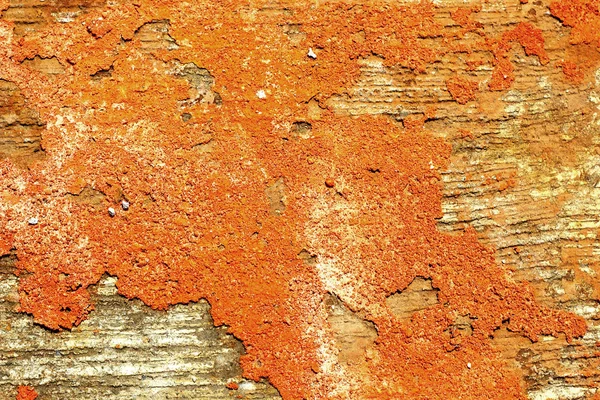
559;59;586;84
489;22;549;91
0;1;587;399
449;8;549;92
550;0;600;85
446;75;479;104
451;6;483;34
15;386;37;400
550;0;600;48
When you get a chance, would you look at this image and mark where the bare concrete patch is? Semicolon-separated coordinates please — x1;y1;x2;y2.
0;260;281;399
0;80;45;167
386;277;439;321
21;56;65;75
265;178;286;216
66;186;107;208
325;293;377;365
135;20;179;52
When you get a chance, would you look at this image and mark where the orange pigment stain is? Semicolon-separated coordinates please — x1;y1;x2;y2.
450;6;483;33
446;75;479;104
0;1;586;399
550;0;600;47
488;22;549;91
550;0;600;84
450;8;549;92
16;386;37;400
559;60;586;85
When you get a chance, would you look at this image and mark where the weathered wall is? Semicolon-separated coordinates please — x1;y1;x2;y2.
0;260;281;399
0;0;600;399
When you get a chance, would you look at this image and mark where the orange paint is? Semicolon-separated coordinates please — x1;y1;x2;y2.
559;60;586;84
450;8;548;92
458;129;474;140
489;23;549;91
0;1;586;399
466;59;485;71
16;386;37;400
550;0;600;85
451;6;483;33
550;0;600;47
446;75;479;104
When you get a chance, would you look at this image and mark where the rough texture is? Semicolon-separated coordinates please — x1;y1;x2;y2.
15;386;36;400
0;0;599;399
0;79;44;167
0;259;280;399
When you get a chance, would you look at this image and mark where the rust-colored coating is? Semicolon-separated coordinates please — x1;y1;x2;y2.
15;386;37;400
0;1;587;398
449;7;548;91
559;60;586;84
550;0;600;47
488;22;549;91
550;0;600;84
446;75;479;104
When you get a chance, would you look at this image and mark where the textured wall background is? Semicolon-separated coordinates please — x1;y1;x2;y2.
1;0;600;399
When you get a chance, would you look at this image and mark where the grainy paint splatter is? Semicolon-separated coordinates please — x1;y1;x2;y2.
16;386;37;400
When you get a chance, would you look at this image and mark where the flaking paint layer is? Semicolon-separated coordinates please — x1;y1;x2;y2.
0;1;588;399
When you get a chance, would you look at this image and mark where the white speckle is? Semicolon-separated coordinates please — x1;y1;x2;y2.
467;362;472;369
256;90;266;99
429;160;435;170
238;381;257;391
52;11;81;23
108;207;116;217
308;48;317;59
121;200;130;211
28;217;38;225
570;303;600;318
